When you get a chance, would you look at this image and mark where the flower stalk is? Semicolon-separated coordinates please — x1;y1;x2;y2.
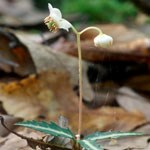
76;33;82;139
44;3;113;140
73;26;104;139
79;26;103;35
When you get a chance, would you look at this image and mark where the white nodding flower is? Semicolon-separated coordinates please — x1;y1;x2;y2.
94;34;113;48
44;3;72;32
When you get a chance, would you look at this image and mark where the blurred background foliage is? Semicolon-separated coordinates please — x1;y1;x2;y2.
61;0;137;23
33;0;138;23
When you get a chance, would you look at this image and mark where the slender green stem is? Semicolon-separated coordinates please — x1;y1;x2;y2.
76;33;83;139
71;25;83;140
71;25;78;35
71;25;103;140
79;26;103;35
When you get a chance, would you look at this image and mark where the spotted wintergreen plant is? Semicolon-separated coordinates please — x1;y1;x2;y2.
0;115;144;150
44;3;113;140
13;3;145;150
15;119;144;150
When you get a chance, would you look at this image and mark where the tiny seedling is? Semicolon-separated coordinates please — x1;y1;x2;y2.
0;3;146;150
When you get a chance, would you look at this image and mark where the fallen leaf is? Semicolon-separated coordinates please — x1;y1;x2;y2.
0;70;147;134
135;123;150;133
0;0;47;27
99;135;150;150
125;75;150;93
51;24;150;62
0;70;79;120
0;28;36;76
0;129;42;150
0;114;22;137
68;106;147;134
116;87;150;121
15;30;94;102
80;24;148;43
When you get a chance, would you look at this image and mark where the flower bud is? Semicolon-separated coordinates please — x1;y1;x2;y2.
94;34;113;48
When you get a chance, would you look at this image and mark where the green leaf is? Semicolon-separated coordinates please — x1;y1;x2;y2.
84;131;143;141
78;140;103;150
16;120;75;139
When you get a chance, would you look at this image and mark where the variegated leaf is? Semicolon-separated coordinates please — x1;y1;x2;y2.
78;140;103;150
84;131;143;141
16;120;75;139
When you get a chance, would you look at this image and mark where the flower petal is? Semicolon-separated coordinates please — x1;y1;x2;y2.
48;3;62;19
46;3;72;32
48;3;53;14
58;19;72;31
51;8;62;19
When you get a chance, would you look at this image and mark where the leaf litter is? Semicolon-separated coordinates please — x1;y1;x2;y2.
0;7;150;149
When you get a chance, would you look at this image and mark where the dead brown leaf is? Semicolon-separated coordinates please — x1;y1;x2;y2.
0;28;36;76
0;129;42;150
116;87;150;121
50;24;150;63
125;75;150;93
0;114;22;137
0;70;79;120
68;106;147;134
0;70;147;134
0;0;47;27
135;123;150;133
15;30;94;102
99;135;150;150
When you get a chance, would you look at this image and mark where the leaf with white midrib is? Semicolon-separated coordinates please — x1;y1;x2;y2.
84;131;143;141
16;120;75;139
78;140;103;150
